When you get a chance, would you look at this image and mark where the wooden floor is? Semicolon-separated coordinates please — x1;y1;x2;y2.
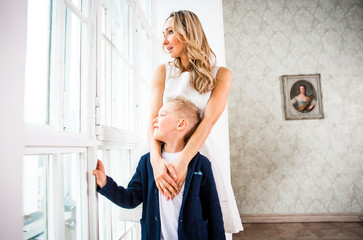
233;222;363;240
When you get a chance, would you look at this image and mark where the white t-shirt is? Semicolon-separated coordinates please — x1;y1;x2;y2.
159;151;185;240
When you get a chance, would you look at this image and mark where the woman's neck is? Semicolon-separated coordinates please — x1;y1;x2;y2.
180;54;189;69
297;93;308;100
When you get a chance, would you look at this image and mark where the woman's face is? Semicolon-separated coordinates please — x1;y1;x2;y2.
299;86;306;94
163;17;186;59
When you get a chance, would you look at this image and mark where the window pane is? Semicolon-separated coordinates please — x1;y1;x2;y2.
109;149;131;191
69;0;88;15
139;82;150;139
112;55;123;129
97;149;136;240
63;8;82;132
62;153;83;240
128;69;135;131
24;0;52;125
112;58;134;131
139;0;151;23
125;228;138;240
101;41;112;126
99;0;136;132
113;0;122;51
23;155;49;240
97;150;112;240
109;149;132;240
102;1;111;39
139;25;151;82
123;0;131;61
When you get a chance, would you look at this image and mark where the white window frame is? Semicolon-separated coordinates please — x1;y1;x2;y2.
23;0;96;239
24;0;156;239
23;147;89;240
94;0;155;239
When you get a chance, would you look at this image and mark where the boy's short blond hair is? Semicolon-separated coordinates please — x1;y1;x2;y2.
167;96;201;143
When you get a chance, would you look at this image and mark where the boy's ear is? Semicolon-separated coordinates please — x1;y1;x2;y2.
177;118;188;130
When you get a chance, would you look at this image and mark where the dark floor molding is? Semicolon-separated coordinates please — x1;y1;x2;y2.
241;213;363;223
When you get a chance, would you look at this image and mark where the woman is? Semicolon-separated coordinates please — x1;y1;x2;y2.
291;84;316;113
148;10;243;234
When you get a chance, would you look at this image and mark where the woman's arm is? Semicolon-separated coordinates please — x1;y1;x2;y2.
290;97;297;106
172;67;233;192
307;99;316;111
148;64;178;198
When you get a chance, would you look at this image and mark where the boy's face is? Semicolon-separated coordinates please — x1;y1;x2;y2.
153;102;181;142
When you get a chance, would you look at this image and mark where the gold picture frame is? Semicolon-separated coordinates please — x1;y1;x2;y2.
281;74;324;120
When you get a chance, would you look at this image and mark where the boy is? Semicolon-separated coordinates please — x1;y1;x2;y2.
93;97;225;240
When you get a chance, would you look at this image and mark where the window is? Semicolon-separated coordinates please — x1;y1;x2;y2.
23;0;154;239
25;0;88;133
99;0;135;133
96;0;153;239
63;9;85;133
62;153;85;239
97;148;140;240
23;155;49;239
22;150;88;240
24;0;52;125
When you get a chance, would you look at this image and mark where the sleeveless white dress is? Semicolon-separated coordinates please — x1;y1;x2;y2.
163;62;243;233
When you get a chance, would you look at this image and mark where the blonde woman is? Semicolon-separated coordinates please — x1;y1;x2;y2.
149;10;243;234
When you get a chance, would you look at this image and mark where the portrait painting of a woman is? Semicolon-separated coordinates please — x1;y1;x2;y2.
290;80;317;113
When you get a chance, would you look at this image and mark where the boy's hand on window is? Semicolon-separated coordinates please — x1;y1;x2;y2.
93;159;107;188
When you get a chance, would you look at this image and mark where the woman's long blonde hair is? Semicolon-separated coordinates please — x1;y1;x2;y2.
166;10;216;94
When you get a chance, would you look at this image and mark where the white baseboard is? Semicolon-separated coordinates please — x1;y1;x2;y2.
240;213;363;223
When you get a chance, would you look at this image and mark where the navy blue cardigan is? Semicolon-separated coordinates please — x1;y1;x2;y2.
97;152;225;240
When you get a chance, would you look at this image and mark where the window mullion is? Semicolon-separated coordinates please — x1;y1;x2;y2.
49;0;65;131
133;1;140;141
80;9;91;136
59;0;67;132
87;147;99;240
95;0;103;139
80;151;90;240
86;0;98;142
48;153;65;240
106;149;113;239
110;7;115;127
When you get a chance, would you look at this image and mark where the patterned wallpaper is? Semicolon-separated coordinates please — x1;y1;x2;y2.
222;0;363;214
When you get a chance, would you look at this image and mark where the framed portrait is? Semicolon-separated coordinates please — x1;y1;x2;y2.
281;74;324;120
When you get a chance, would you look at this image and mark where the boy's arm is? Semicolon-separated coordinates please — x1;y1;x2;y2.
200;161;226;240
96;159;144;209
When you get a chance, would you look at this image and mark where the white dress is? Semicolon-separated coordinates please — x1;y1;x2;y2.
163;62;243;233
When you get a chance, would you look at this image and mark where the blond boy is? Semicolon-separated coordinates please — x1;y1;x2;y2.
93;97;225;240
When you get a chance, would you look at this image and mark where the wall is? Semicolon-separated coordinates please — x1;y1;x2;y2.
0;1;27;238
223;0;363;214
